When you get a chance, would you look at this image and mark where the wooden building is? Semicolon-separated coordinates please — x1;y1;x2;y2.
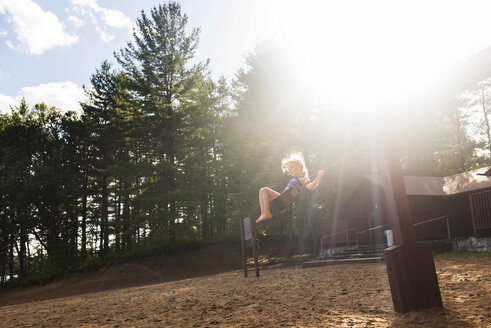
321;167;491;247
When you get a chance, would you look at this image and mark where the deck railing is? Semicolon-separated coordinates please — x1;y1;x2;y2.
413;215;451;241
320;215;450;248
469;190;491;236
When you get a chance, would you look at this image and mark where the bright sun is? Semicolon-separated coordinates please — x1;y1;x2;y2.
247;0;491;111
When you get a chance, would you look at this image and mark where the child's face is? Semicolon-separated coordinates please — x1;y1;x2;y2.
285;162;303;177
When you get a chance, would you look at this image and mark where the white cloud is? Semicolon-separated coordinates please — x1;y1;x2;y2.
98;29;114;43
98;6;132;29
0;0;78;55
0;94;16;113
0;81;86;114
0;68;8;80
67;15;85;28
70;0;132;42
5;39;15;50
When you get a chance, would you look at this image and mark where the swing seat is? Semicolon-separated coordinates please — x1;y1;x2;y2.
277;207;295;220
271;188;301;211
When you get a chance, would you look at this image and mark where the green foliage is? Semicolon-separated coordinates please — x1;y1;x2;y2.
2;2;491;287
435;250;491;259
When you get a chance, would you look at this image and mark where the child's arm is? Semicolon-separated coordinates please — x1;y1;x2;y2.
299;176;310;185
305;170;324;190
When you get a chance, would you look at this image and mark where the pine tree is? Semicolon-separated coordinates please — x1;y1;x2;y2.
115;2;208;245
467;78;491;164
81;60;139;253
433;95;481;174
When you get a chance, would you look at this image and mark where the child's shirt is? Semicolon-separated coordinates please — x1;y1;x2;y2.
283;177;303;193
281;177;304;213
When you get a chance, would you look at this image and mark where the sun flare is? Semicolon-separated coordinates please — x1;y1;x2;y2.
246;0;491;111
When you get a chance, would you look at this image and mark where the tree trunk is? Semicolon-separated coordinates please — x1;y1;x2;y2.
0;196;5;283
81;167;88;257
168;142;177;245
18;217;27;278
201;199;208;240
455;107;466;172
122;190;131;250
100;175;109;255
1;249;6;283
115;185;121;252
8;233;14;281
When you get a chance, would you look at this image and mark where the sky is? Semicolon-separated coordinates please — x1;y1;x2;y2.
0;0;279;113
1;0;491;114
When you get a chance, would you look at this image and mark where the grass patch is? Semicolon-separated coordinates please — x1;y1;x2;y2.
249;253;314;266
435;250;491;260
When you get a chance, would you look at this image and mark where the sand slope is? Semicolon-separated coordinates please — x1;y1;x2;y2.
0;256;489;327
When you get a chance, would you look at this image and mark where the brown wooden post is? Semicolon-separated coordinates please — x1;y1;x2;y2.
380;136;442;313
240;216;260;278
468;193;478;237
239;218;248;277
249;216;260;277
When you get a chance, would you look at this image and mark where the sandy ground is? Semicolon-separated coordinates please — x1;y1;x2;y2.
0;256;489;327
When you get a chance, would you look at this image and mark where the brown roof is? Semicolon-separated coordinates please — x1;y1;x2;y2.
404;166;491;196
403;176;446;196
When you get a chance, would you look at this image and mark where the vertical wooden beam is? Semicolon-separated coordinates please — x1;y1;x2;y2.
249;216;260;277
468;193;478;237
239;218;248;277
379;137;416;245
380;136;442;313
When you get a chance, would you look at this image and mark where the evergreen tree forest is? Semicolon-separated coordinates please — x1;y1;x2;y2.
1;2;491;285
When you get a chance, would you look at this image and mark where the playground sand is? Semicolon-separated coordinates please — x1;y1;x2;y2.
0;257;489;327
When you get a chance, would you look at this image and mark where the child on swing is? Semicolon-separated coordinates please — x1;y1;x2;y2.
256;152;324;223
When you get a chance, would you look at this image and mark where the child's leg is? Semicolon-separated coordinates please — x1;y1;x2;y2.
256;187;280;223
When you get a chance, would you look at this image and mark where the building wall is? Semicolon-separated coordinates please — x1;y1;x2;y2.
447;194;474;238
323;180;482;246
408;196;451;241
342;182;387;244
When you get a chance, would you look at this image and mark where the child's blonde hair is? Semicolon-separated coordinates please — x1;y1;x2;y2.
281;152;309;178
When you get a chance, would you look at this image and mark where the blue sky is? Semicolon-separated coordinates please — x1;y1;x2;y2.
2;0;491;114
0;0;277;113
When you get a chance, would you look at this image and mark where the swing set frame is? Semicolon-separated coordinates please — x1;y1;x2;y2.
239;216;260;277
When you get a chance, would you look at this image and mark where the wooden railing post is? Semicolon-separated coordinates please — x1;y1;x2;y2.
239;218;248;277
249;216;260;277
240;216;260;278
469;193;478;237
